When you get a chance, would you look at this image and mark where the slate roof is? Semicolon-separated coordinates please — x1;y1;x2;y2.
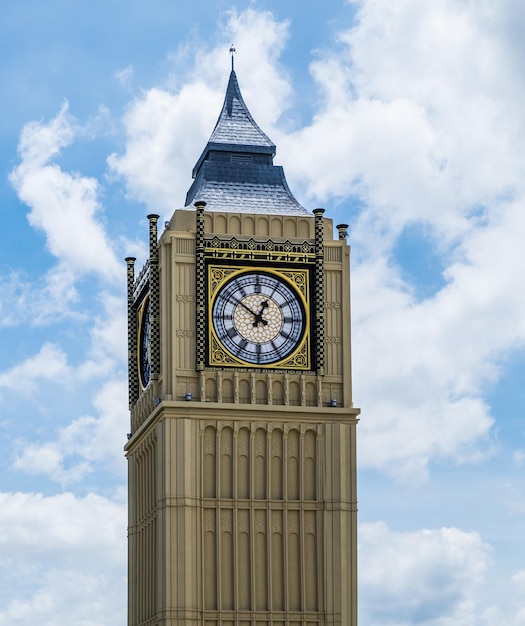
185;70;309;216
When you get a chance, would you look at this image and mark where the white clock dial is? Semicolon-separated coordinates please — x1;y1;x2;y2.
211;271;306;365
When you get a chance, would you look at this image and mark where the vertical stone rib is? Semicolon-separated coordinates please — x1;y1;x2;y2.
313;208;326;377
126;256;138;407
147;214;160;381
195;201;206;371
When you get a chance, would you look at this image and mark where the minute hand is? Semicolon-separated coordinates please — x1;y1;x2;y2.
236;300;257;316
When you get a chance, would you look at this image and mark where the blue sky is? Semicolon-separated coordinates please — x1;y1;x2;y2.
1;1;525;624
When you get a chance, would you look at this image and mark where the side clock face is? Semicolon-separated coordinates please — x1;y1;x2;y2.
211;271;306;366
138;296;151;388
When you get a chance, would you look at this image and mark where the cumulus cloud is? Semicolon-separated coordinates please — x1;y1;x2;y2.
108;82;221;213
0;491;126;625
268;0;525;478
9;102;121;283
285;0;525;229
13;378;128;484
0;266;80;327
359;521;490;626
108;9;291;214
478;567;525;625
0;343;70;393
77;292;128;380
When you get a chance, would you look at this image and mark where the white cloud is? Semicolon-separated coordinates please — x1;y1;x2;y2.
282;0;525;239
10;102;121;283
0;491;126;626
0;266;81;327
513;450;525;467
77;292;128;380
13;378;128;485
268;0;525;478
512;570;525;592
359;521;490;626
108;82;221;213
478;568;525;625
114;64;134;90
0;343;70;393
108;9;291;215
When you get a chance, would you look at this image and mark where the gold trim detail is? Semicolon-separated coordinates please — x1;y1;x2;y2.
207;265;311;370
204;237;315;264
137;294;151;391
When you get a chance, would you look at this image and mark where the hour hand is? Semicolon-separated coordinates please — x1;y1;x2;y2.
253;300;269;327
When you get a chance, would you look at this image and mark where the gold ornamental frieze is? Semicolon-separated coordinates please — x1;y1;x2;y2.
204;236;316;264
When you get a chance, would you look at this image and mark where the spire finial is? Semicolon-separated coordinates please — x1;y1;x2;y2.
229;44;236;71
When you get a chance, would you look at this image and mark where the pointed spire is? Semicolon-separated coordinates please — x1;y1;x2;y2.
229;44;236;71
191;68;275;178
208;71;275;148
185;67;309;216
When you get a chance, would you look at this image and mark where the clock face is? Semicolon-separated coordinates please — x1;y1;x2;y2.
211;271;306;366
138;296;151;388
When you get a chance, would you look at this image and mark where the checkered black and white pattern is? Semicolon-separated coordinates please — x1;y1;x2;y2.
313;208;326;376
147;215;160;381
195;202;207;370
126;257;139;407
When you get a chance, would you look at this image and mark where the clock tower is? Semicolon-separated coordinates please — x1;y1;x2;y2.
125;68;360;625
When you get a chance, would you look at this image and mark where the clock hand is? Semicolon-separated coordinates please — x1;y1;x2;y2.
237;300;258;316
253;300;269;327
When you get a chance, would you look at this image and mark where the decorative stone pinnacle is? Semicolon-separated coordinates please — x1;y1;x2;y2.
336;224;349;239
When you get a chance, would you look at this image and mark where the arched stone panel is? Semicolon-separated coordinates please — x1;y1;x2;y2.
271;511;284;610
287;510;301;610
306;381;316;407
286;429;300;500
222;378;234;404
289;380;300;406
254;429;267;500
203;426;216;498
206;377;217;402
257;217;269;236
239;379;250;404
254;510;268;610
271;217;283;237
215;214;227;234
304;429;317;501
298;218;310;238
230;215;241;234
237;509;251;610
237;427;250;498
204;510;217;609
270;429;283;500
219;427;233;499
220;509;234;609
284;218;297;238
256;379;266;404
244;216;255;235
304;511;318;611
272;380;284;405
